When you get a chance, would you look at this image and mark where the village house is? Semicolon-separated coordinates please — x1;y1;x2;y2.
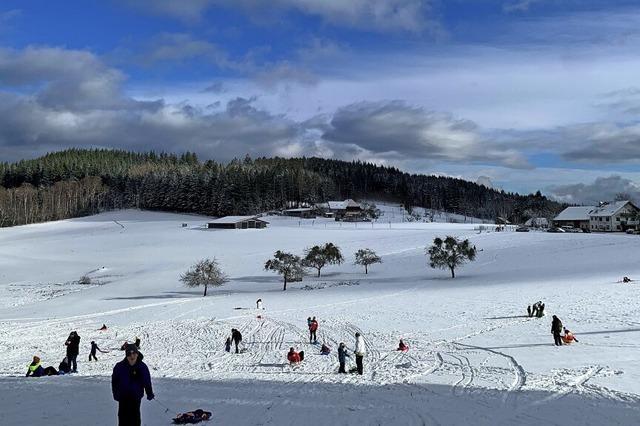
207;216;269;229
282;207;316;219
316;199;363;220
553;206;593;231
588;201;639;232
553;201;640;232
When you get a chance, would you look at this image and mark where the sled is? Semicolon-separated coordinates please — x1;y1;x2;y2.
172;409;212;424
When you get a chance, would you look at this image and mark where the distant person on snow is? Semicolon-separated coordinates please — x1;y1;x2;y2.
527;305;532;317
287;348;304;364
225;337;232;353
99;324;108;331
231;329;243;354
64;331;81;372
111;344;154;426
26;356;44;377
354;332;366;375
58;357;72;374
320;343;331;355
551;315;563;346
134;337;141;349
537;303;545;318
256;299;263;310
562;328;579;344
338;343;350;373
309;317;319;344
89;341;107;361
623;276;632;283
397;339;409;352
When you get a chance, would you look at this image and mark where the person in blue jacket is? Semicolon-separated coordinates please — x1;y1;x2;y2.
111;344;154;426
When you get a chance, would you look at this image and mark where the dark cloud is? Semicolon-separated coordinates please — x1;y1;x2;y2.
547;175;640;205
560;123;640;163
320;101;531;168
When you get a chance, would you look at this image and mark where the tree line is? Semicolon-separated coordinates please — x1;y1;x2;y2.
0;148;564;227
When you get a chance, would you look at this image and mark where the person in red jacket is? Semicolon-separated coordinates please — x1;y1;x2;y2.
309;317;318;344
287;348;304;364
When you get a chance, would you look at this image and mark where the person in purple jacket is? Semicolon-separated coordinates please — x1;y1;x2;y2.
111;344;154;426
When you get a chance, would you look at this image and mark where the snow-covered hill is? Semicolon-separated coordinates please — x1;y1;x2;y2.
1;209;639;425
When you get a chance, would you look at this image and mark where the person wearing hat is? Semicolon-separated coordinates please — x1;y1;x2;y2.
111;344;154;426
64;331;81;372
26;356;44;377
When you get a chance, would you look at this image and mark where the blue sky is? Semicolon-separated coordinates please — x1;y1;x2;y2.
1;0;640;203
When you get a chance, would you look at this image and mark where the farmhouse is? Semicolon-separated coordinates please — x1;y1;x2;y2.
317;199;363;220
207;216;268;229
283;207;316;219
554;201;640;232
588;201;639;232
553;206;593;231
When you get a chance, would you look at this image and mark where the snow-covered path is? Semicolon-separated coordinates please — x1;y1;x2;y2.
1;209;640;425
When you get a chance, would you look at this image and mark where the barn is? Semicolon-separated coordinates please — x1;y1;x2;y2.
207;216;269;229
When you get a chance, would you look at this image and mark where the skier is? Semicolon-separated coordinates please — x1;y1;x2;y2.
26;356;44;377
58;357;72;374
64;331;81;372
89;341;107;361
231;328;243;354
527;305;532;317
551;315;563;346
256;298;263;310
354;332;366;375
287;347;304;364
224;337;232;353
111;344;154;426
309;317;318;344
397;339;409;352
338;342;350;373
320;343;331;355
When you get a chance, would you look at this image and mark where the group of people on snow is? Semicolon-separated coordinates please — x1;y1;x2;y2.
527;301;545;318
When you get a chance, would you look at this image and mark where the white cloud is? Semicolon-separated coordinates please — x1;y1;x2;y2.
120;0;438;33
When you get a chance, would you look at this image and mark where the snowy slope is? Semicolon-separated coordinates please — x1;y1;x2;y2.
1;209;640;425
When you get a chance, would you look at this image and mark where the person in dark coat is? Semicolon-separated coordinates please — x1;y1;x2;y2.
231;329;243;354
551;315;563;346
224;337;232;352
527;305;532;317
337;342;350;373
64;331;81;372
537;303;546;318
58;357;72;374
134;337;141;349
309;317;318;344
111;344;154;426
89;341;107;361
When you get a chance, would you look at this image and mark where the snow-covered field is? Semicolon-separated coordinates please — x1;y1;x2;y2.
1;209;640;425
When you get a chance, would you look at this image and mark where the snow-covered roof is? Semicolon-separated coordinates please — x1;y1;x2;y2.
284;208;314;212
326;199;361;210
554;206;594;221
589;201;637;217
208;216;267;224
